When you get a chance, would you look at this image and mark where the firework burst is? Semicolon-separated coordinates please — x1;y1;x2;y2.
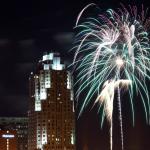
73;4;150;150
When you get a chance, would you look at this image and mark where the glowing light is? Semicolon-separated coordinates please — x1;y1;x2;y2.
44;64;50;70
2;135;15;138
115;57;124;68
45;71;51;88
40;90;47;100
52;57;65;70
35;100;41;111
43;53;53;61
71;133;75;144
67;72;72;89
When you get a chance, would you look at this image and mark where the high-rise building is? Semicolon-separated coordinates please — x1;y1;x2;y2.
0;117;28;150
28;52;75;150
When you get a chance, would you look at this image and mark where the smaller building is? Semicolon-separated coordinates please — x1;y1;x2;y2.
0;117;28;150
0;130;17;150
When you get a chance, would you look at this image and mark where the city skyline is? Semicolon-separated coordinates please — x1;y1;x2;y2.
0;0;150;150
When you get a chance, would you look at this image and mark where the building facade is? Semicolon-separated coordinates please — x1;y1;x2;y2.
0;117;28;150
28;52;75;150
0;130;17;150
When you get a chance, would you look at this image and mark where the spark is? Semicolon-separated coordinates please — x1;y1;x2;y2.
116;57;124;67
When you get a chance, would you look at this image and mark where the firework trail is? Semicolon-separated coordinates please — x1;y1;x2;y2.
96;79;130;150
73;3;150;150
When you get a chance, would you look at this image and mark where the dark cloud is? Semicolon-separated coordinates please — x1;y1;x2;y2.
15;62;34;74
19;39;35;45
17;39;37;62
0;39;10;46
0;95;27;117
53;32;74;45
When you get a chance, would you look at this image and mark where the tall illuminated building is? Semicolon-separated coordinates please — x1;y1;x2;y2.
28;52;75;150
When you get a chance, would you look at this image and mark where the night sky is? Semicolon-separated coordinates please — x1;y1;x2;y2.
0;0;150;149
